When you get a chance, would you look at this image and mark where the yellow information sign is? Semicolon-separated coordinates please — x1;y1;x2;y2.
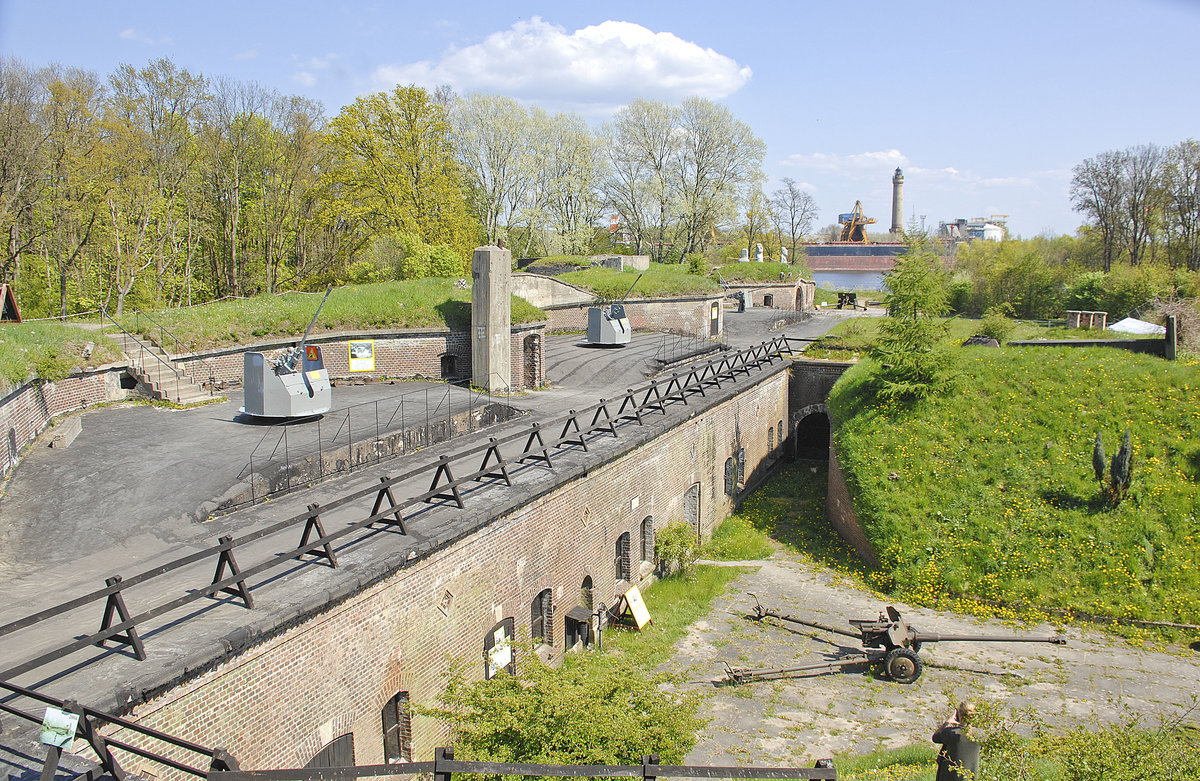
619;585;652;630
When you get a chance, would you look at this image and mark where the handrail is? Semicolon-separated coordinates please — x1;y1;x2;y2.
101;308;184;403
0;337;793;684
134;307;220;394
212;747;836;781
0;678;232;780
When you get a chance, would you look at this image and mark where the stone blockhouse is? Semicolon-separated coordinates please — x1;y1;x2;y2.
721;278;816;312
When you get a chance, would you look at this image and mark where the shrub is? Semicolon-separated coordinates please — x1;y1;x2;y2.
655;521;697;575
977;305;1015;343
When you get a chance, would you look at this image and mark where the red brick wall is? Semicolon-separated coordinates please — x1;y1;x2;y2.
178;324;546;393
0;369;128;477
723;281;816;311
543;297;724;338
113;369;789;773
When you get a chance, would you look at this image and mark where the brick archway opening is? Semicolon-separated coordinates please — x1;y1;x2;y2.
794;410;831;460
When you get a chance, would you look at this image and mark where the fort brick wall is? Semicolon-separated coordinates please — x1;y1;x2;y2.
0;367;129;477
542;297;724;338
177;324;547;393
109;367;790;773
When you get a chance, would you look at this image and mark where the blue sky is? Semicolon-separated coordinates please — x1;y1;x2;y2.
3;0;1197;238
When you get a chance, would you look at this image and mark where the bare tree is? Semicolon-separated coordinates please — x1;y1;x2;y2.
1161;139;1200;271
1070;150;1125;271
603;99;677;260
770;177;819;260
452;93;532;245
672;97;766;258
1120;143;1162;266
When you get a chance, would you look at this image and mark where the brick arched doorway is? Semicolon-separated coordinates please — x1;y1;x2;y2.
523;333;541;390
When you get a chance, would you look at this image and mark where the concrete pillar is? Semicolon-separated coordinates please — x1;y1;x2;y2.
891;167;904;236
471;245;512;391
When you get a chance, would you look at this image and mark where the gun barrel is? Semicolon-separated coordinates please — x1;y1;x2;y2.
913;632;1066;645
299;285;334;348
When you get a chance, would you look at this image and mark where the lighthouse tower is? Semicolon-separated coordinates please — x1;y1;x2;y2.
891;167;904;236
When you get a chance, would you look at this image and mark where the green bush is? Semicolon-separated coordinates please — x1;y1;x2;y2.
654;521;698;575
977;305;1015;343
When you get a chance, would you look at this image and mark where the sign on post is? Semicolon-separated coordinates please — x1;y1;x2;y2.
40;707;79;748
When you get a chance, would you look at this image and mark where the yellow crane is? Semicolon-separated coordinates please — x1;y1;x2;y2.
838;201;876;243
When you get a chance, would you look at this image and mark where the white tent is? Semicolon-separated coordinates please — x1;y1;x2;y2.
1108;317;1166;335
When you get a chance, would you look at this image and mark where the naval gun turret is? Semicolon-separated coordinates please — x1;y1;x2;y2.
241;286;333;418
586;274;642;347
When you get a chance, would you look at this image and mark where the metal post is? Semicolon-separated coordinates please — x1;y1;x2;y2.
346;407;352;472
375;401;381;463
283;426;290;492
316;417;323;479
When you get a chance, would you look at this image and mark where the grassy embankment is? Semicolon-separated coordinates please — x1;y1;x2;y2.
713;262;805;283
557;264;721;301
804;316;1157;361
829;346;1200;637
124;279;546;352
0;321;123;387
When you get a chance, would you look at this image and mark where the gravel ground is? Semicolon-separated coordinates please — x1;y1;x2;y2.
667;550;1200;767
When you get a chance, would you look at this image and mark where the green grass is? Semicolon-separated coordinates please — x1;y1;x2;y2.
116;279;546;351
714;262;804;283
558;264;721;300
803;315;1162;361
700;513;775;561
0;322;123;386
605;565;751;668
829;347;1200;634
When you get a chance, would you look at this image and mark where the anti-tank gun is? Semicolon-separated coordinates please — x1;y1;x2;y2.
241;286;334;418
721;598;1066;686
586;274;643;347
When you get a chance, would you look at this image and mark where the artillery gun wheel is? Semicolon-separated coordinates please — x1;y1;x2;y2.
884;648;922;684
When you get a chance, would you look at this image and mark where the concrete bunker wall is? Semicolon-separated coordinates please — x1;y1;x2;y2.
114;370;790;772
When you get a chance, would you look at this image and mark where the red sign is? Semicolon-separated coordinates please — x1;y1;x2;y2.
306;345;320;362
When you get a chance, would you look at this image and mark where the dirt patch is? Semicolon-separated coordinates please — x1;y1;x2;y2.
664;553;1200;767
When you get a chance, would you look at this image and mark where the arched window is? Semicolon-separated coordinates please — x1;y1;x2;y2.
615;532;631;582
581;576;593;610
736;448;746;486
640;516;654;562
724;457;736;496
531;588;553;645
483;617;515;679
768;426;775;451
381;692;411;763
777;420;784;449
307;734;354;768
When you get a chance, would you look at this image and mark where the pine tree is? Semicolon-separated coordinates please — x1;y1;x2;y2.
1092;432;1106;485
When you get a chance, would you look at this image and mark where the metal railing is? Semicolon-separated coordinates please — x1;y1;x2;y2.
101;308;185;403
133;307;220;393
649;329;728;372
213;747;837;781
0;336;797;687
0;679;237;781
236;382;516;506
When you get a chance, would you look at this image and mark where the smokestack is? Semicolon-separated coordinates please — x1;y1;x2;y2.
891;167;904;236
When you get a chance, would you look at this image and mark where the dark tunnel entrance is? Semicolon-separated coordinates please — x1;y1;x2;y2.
793;412;831;460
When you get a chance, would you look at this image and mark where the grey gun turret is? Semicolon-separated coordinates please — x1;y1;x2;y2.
586;274;642;347
241;286;334;418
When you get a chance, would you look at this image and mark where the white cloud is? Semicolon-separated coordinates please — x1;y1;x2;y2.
289;53;342;89
373;18;751;110
234;49;259;61
782;149;1052;191
781;149;906;175
118;28;172;46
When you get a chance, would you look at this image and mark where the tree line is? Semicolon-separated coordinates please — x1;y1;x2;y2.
1070;141;1200;272
0;56;786;319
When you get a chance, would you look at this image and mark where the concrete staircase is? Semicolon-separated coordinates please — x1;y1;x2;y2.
115;333;221;405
